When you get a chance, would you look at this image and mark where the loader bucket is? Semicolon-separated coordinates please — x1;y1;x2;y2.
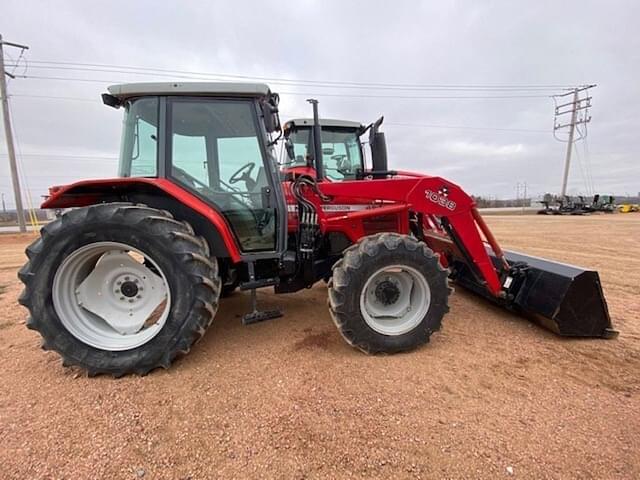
454;250;617;338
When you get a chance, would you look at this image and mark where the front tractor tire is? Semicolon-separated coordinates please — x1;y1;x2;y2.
18;203;221;377
328;233;450;354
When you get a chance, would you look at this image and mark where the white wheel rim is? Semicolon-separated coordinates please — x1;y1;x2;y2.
52;242;171;351
359;264;431;336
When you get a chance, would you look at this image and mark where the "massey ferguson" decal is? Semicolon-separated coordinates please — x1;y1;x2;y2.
425;188;457;211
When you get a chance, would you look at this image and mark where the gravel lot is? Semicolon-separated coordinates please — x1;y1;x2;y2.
0;214;638;479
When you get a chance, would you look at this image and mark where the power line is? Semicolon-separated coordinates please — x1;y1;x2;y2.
10;93;100;102
2;98;551;135
15;64;567;91
0;174;114;179
0;152;117;160
577;122;595;194
18;76;554;99
18;59;580;91
19;75;119;84
572;135;591;195
386;122;548;134
7;95;552;134
283;91;551;99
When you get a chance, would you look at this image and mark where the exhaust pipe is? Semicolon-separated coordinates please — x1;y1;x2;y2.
453;250;617;338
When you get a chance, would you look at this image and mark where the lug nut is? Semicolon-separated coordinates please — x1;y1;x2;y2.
117;281;122;286
120;296;125;301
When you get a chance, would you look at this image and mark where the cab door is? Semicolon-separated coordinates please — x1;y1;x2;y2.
167;97;284;255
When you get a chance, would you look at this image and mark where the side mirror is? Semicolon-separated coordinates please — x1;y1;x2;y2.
370;131;388;172
368;115;388;172
261;93;281;133
368;116;384;146
101;93;121;109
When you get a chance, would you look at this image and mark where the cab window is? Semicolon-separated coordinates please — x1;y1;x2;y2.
118;97;159;177
169;98;276;252
286;127;363;180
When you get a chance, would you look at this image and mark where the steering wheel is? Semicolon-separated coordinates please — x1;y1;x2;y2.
229;162;255;185
331;154;352;175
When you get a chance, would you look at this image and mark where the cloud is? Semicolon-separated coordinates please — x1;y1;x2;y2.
440;141;526;157
1;0;639;207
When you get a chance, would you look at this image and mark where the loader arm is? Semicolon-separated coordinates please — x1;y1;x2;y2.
316;174;507;297
308;173;614;338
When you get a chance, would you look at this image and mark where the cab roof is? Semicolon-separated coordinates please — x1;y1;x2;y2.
107;82;272;100
284;118;364;130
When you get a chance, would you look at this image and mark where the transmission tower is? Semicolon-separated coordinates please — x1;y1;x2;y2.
553;85;594;198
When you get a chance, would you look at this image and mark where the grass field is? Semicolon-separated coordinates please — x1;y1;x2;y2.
0;214;638;479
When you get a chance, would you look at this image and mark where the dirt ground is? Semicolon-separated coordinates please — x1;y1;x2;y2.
0;214;638;479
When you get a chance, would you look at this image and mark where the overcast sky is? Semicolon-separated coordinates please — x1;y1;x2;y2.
1;0;639;208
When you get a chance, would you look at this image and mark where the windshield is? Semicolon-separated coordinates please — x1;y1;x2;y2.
118;97;159;177
286;127;363;181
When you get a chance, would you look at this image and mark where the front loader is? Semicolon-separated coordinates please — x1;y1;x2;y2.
18;82;616;376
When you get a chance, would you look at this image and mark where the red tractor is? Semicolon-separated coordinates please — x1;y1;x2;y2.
19;82;615;376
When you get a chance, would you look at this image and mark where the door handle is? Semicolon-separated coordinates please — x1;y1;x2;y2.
261;186;272;209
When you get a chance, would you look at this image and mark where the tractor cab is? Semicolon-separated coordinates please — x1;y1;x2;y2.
282;113;391;181
281;118;364;181
104;82;287;257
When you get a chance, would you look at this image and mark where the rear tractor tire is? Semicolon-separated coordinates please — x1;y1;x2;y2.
328;233;450;354
18;203;221;376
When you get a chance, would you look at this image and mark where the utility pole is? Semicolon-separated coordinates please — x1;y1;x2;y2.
0;34;28;232
1;192;6;213
554;85;594;198
559;90;578;198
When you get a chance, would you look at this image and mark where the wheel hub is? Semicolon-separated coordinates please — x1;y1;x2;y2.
119;280;139;298
374;280;400;305
360;265;432;336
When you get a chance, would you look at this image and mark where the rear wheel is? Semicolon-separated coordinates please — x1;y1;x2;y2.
18;203;220;376
328;233;450;354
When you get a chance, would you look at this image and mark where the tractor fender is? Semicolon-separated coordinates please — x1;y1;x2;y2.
42;178;242;263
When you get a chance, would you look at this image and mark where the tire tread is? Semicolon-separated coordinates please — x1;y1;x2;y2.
18;203;221;377
328;232;450;354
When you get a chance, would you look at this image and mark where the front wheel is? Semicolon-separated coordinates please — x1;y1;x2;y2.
328;233;450;354
18;203;220;376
